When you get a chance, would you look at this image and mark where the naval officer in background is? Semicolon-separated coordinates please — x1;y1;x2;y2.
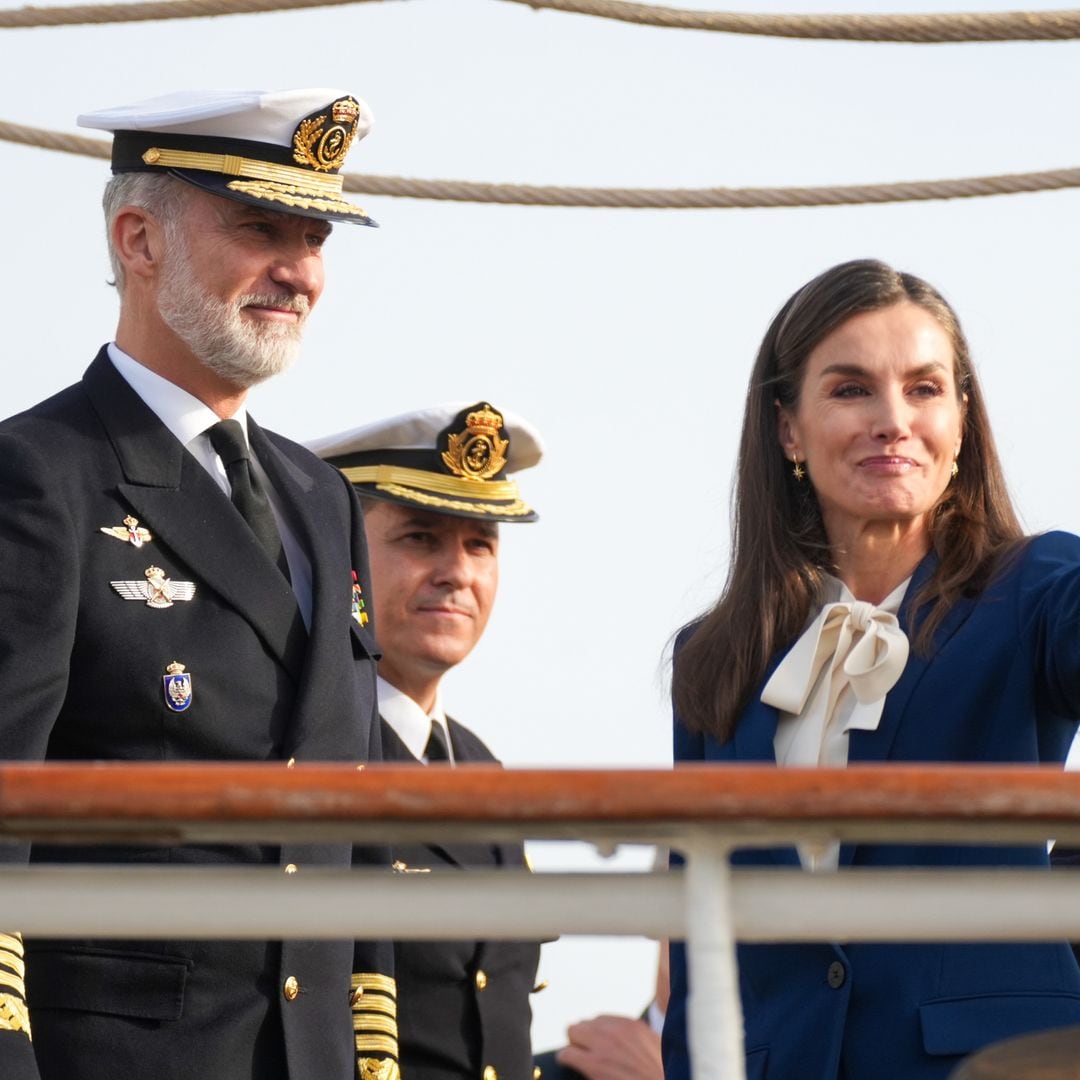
312;401;544;1080
0;89;397;1079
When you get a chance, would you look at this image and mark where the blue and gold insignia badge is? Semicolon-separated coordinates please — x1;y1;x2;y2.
100;515;152;547
163;661;192;712
351;571;369;627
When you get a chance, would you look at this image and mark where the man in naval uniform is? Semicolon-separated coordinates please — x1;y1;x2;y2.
0;90;398;1079
311;402;544;1080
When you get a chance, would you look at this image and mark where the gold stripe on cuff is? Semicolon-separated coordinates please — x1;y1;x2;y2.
0;970;26;997
0;950;25;978
351;973;396;997
0;934;24;955
354;996;396;1017
355;1034;399;1056
353;1012;398;1037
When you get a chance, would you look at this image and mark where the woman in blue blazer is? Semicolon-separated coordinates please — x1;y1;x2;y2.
663;259;1080;1080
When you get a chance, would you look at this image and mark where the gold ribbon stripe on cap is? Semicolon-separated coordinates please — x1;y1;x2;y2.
341;464;521;501
376;483;535;518
141;147;343;194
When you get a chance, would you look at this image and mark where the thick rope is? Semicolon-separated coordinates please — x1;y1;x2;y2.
2;0;1080;42
4;119;1078;209
500;0;1080;43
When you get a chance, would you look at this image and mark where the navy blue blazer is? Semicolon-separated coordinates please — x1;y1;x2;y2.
663;533;1080;1080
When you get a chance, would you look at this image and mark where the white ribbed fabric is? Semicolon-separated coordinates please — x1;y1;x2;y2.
763;575;911;869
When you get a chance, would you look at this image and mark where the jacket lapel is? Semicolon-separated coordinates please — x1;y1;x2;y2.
250;421;375;761
734;654;784;763
82;351;306;682
848;552;975;766
379;719;496;869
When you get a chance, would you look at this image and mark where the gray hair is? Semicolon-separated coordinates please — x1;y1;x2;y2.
102;173;191;292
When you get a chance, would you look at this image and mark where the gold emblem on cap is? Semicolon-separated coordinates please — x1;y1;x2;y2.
442;404;508;482
293;97;361;173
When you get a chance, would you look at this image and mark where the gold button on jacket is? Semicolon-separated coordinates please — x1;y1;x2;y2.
283;976;300;1002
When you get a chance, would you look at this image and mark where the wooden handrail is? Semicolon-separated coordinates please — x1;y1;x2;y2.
2;762;1080;846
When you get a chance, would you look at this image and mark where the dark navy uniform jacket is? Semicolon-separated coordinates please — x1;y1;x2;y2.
663;534;1080;1080
0;349;393;1080
380;716;540;1080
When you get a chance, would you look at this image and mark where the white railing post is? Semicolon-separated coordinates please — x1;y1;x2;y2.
683;838;746;1080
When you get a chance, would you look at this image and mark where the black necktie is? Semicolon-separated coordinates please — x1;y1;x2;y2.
424;722;451;763
207;419;290;581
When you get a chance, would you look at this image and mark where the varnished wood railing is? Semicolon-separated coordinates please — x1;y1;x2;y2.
2;762;1080;1080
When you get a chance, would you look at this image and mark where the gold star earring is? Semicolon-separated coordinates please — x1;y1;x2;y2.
792;458;806;481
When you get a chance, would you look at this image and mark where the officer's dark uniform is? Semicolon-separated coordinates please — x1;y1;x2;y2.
0;89;398;1080
315;400;546;1080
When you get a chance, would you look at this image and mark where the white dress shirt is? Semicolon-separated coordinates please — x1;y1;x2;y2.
377;676;454;764
107;344;313;626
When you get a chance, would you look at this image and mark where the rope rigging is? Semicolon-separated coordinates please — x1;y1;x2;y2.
3;118;1077;210
2;0;1080;42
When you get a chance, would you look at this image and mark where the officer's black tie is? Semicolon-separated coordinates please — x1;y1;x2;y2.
207;419;290;582
424;722;451;763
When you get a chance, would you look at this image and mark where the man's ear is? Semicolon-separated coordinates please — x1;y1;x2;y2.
111;206;165;284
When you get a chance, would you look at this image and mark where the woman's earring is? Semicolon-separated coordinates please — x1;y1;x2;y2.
951;460;959;478
792;458;806;481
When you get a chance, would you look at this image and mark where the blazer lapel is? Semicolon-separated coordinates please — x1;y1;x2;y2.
83;352;306;682
848;553;975;766
840;555;977;868
734;654;784;763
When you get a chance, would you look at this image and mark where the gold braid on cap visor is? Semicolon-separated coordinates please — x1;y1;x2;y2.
340;464;533;516
140;147;369;217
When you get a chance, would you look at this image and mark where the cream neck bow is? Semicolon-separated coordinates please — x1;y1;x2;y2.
761;580;911;765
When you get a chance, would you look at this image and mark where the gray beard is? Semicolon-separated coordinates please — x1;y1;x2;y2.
157;239;308;389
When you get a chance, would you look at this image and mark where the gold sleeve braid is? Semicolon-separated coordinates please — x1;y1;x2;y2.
0;932;31;1040
351;973;399;1080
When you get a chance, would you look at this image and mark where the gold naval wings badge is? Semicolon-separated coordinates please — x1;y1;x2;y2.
100;516;152;547
111;566;196;609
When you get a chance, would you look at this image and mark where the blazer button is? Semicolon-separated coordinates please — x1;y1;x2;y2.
283;976;300;1001
284;863;298;875
826;961;846;989
475;969;488;991
483;1068;498;1080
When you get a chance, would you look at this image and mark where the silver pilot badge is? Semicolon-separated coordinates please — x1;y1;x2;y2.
111;566;196;609
163;661;192;712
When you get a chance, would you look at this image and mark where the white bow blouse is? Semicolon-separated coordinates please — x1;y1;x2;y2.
761;575;911;868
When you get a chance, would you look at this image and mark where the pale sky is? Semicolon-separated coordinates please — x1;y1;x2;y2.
2;0;1079;1050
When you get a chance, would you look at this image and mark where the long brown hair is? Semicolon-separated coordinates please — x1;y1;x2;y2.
672;259;1023;743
